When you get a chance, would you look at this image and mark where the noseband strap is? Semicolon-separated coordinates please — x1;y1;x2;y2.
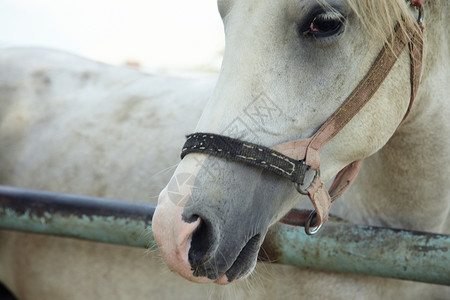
180;17;424;233
181;133;309;184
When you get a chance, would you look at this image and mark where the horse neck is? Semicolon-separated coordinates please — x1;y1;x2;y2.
338;3;450;233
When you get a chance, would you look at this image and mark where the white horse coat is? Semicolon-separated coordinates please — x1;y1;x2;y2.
1;0;449;298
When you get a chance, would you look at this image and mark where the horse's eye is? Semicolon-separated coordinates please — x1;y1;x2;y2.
303;12;344;38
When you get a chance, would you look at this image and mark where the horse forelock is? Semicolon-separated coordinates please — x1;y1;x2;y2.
342;0;421;47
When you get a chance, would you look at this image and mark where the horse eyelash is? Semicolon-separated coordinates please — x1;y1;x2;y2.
300;9;345;39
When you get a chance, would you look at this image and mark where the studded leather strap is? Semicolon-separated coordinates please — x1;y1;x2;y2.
181;133;308;184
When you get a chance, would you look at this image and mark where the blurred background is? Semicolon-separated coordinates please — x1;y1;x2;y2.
0;0;225;74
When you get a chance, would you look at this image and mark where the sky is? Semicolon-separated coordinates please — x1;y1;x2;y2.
0;0;225;73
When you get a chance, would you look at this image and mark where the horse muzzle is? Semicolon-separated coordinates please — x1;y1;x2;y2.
153;187;264;284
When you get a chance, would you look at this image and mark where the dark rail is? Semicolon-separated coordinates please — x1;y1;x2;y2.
0;185;448;285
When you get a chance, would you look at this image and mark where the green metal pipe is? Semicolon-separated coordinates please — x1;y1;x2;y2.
260;222;450;285
0;185;448;285
0;185;156;248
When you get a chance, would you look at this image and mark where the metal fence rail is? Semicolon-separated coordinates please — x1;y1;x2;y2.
0;185;449;285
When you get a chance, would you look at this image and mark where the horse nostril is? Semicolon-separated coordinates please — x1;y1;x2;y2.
188;217;220;279
189;217;210;264
183;214;200;224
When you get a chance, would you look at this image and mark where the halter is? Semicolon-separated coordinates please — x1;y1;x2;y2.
181;3;425;235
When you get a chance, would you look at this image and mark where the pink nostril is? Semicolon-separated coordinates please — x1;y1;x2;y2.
174;215;201;261
153;190;216;283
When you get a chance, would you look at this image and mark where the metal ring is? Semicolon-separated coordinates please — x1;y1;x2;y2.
305;211;323;235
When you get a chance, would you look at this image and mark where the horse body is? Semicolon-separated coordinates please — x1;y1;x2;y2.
0;48;227;299
0;0;449;299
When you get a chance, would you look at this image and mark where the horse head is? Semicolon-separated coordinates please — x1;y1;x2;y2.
153;0;422;284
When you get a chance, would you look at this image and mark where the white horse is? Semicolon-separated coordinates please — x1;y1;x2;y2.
0;0;448;299
154;0;449;298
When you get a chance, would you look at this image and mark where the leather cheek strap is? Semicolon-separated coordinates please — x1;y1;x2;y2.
274;23;423;227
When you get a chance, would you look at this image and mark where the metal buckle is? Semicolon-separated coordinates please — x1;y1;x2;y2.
305;211;323;235
293;163;322;235
295;167;320;195
294;166;323;235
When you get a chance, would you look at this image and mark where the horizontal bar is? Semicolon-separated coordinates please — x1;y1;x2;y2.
0;185;155;248
260;222;450;285
0;185;449;285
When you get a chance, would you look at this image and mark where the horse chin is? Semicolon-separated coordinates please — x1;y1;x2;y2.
211;244;258;285
214;267;253;285
165;251;256;285
198;262;256;285
214;275;230;285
